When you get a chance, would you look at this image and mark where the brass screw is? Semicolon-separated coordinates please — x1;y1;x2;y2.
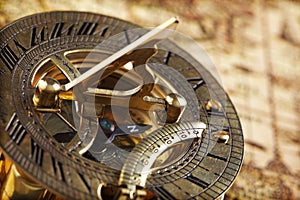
205;99;222;111
212;131;230;144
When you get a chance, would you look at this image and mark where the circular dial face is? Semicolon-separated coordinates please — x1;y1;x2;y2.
0;11;244;199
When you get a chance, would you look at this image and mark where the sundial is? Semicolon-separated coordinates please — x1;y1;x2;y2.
0;11;243;199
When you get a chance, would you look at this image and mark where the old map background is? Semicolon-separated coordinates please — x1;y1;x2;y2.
0;0;299;199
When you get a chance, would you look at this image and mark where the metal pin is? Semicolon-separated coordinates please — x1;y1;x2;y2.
143;96;165;105
213;131;230;144
205;99;222;111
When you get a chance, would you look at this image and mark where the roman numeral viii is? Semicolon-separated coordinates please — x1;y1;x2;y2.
5;112;27;145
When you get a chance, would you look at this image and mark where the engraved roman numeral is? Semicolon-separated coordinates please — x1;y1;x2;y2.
31;22;74;47
0;40;27;71
5;112;27;145
78;173;92;192
31;26;47;47
0;44;18;71
13;39;28;55
99;26;109;37
30;139;44;166
186;174;210;189
187;77;205;90
77;22;98;35
50;22;74;39
51;157;66;182
29;21;105;49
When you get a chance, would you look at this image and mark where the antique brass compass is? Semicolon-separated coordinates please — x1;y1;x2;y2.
0;11;243;199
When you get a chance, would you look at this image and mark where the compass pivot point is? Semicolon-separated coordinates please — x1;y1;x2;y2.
33;77;61;111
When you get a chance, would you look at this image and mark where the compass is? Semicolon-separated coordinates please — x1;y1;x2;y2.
0;11;243;199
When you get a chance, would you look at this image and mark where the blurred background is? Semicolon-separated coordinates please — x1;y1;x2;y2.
0;0;299;199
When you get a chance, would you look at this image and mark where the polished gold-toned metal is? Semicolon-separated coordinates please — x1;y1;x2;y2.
142;93;187;123
29;44;187;160
205;99;223;111
0;152;11;185
0;156;66;200
35;108;61;113
32;46;186;126
164;93;187;123
213;130;230;143
27;41;212;200
1;165;45;200
143;96;165;104
33;77;61;109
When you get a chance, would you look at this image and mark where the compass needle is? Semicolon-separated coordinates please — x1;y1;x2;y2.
0;11;243;200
